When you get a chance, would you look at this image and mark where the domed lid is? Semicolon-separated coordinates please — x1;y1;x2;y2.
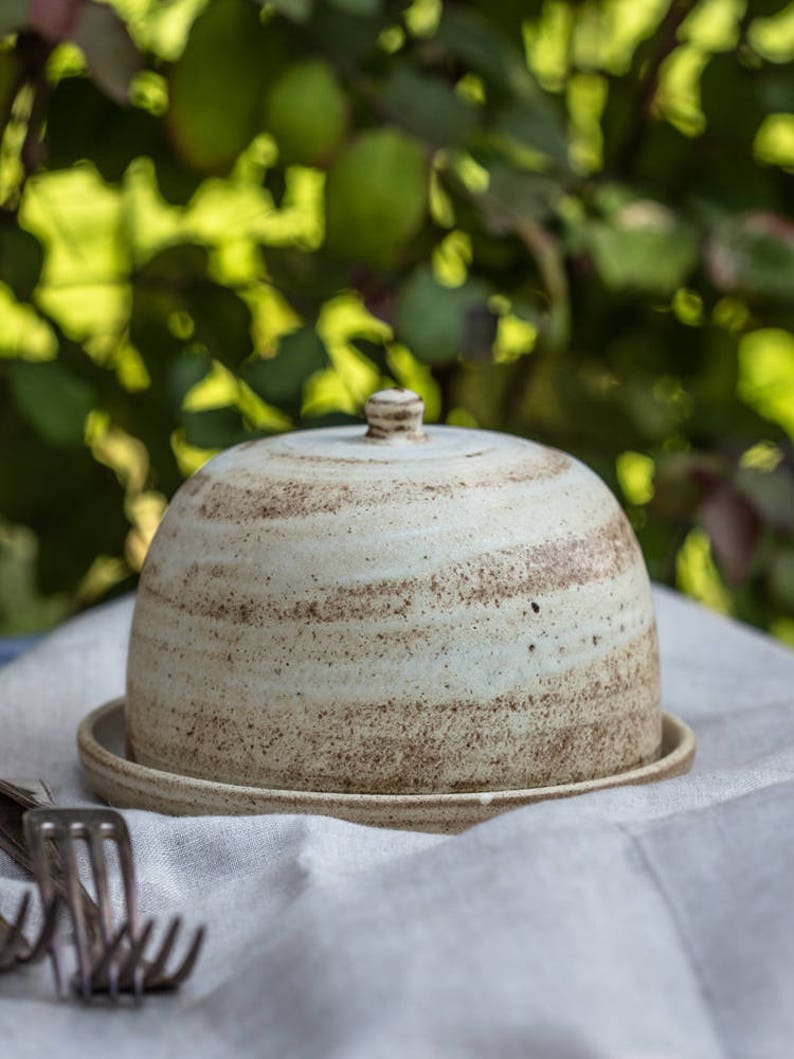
126;382;665;800
194;387;574;518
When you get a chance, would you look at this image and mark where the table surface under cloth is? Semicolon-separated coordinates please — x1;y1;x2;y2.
1;585;794;1059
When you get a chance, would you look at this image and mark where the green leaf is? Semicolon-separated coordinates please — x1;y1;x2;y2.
242;327;329;416
169;352;213;405
770;548;794;611
0;0;27;36
0;223;43;302
263;60;348;166
325;128;428;266
268;0;314;22
436;10;536;100
45;77;155;182
701;54;764;148
0;50;21;117
182;407;247;449
72;1;141;104
10;361;95;447
380;68;477;147
262;247;343;318
328;0;380;13
746;0;792;12
736;466;794;534
350;337;390;375
478;163;558;233
494;98;569;166
394;266;494;365
149;131;205;206
706;213;794;301
468;0;541;38
137;243;209;285
166;0;271;173
185;285;253;367
306;6;387;61
586;202;698;297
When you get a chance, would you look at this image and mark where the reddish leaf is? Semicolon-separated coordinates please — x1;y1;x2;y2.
72;1;140;104
29;0;83;40
651;452;726;521
698;482;761;585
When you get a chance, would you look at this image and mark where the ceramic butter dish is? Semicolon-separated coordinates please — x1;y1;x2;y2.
78;388;694;832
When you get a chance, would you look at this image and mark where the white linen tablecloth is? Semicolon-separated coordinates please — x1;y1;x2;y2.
1;585;793;1058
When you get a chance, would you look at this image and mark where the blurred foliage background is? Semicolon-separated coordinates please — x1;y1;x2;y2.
1;0;794;641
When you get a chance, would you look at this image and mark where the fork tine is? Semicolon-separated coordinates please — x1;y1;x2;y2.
58;823;94;1000
142;916;181;988
88;920;128;994
0;892;30;968
117;918;154;1003
86;828;114;945
100;813;142;995
85;826;120;996
20;897;59;965
152;925;206;991
24;812;64;996
10;890;31;951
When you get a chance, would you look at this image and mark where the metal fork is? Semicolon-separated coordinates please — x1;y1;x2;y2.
23;808;204;1000
0;891;58;971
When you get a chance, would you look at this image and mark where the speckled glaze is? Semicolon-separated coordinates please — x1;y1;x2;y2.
79;700;695;833
125;388;666;796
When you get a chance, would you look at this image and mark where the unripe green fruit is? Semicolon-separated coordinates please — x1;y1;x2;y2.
324;128;428;266
166;0;270;174
263;60;348;167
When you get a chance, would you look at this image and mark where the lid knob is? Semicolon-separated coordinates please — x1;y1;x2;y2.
365;388;426;443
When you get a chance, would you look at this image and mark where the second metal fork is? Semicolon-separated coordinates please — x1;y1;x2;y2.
24;808;204;1000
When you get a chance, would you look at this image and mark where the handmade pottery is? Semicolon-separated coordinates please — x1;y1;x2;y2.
113;386;691;809
79;700;695;833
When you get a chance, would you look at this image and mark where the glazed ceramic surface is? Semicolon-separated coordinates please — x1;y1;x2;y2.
126;388;663;795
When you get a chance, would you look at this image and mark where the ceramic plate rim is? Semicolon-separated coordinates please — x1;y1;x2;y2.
77;699;695;831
